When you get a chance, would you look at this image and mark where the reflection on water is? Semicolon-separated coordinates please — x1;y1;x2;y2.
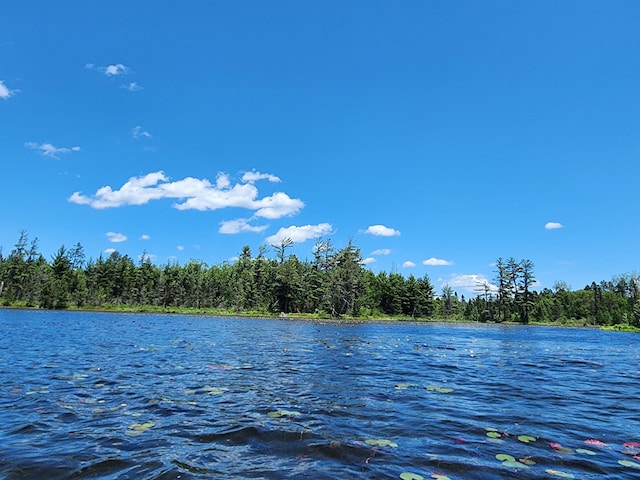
1;310;639;479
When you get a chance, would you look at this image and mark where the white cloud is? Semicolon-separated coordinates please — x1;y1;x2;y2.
0;80;18;99
545;221;564;230
362;257;376;265
177;245;184;251
140;234;151;240
104;248;116;255
423;257;454;266
122;82;143;92
106;232;127;243
25;142;80;159
131;126;151;138
402;261;416;268
265;223;333;245
219;218;269;234
445;274;498;294
364;225;400;237
102;63;129;76
371;248;391;255
242;170;281;183
69;171;304;219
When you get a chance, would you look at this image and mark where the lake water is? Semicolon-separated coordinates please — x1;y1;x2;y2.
1;310;639;479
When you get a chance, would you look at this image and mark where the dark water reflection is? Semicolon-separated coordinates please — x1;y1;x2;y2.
1;310;639;479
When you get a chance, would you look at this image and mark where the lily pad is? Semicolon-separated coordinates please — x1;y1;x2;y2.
545;469;575;478
486;431;502;438
431;474;450;480
517;435;536;443
495;454;515;462
399;473;424;480
202;386;227;395
395;383;416;390
619;460;640;469
267;409;301;419
501;460;529;469
365;438;398;448
576;448;596;455
549;443;574;454
425;385;454;393
127;422;154;435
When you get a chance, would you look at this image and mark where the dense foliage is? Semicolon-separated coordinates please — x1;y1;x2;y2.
1;230;638;327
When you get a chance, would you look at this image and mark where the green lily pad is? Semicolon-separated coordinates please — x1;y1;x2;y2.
365;438;398;448
202;386;227;395
425;385;454;393
495;454;515;462
619;460;640;469
399;473;424;480
576;448;596;455
267;409;301;418
555;447;575;454
486;431;502;438
517;435;536;443
501;460;529;469
488;438;505;444
127;422;154;435
545;469;575;478
395;383;416;390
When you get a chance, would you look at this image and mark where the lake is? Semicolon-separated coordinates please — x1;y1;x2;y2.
0;310;639;479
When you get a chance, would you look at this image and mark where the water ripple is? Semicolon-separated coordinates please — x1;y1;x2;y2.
1;311;639;479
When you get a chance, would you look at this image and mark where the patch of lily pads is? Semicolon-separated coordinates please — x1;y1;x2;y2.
365;438;398;448
267;409;301;419
126;422;154;435
495;453;531;470
425;385;454;394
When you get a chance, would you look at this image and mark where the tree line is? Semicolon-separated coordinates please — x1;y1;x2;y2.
0;230;638;327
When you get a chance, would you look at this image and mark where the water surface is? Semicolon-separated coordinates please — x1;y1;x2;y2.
1;310;639;479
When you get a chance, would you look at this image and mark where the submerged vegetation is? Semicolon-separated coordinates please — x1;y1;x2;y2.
0;230;638;329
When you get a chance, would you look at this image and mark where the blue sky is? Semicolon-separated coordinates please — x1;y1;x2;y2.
1;1;639;296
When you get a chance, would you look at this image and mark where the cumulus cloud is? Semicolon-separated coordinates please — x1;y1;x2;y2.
545;221;564;230
106;232;127;243
362;257;376;265
177;245;184;251
140;234;151;240
402;261;416;268
104;248;117;255
0;80;18;99
242;170;281;183
122;82;143;92
371;248;391;255
446;274;497;294
423;257;454;266
364;225;400;237
219;218;269;234
131;126;151;138
25;142;80;159
69;170;304;219
102;63;129;76
265;223;333;245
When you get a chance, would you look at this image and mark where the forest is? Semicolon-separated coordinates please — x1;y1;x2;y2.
1;230;639;328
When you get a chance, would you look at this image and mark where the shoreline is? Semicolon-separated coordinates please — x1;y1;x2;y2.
2;304;637;332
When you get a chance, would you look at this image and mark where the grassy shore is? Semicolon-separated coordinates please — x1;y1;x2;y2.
2;301;639;331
